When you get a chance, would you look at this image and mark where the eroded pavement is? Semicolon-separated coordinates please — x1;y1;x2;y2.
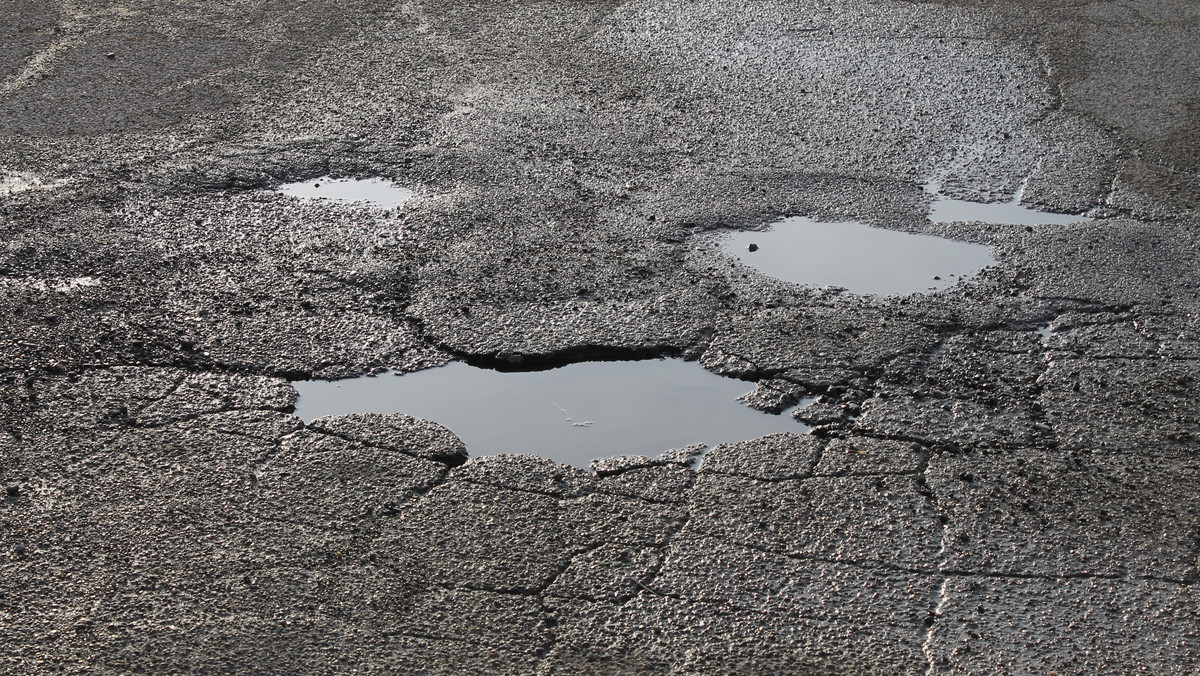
2;1;1199;674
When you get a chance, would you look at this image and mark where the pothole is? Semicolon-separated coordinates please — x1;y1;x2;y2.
926;181;1091;225
721;182;1092;295
722;216;997;295
275;176;415;207
292;358;810;469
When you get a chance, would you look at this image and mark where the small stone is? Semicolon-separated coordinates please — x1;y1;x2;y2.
747;243;759;252
105;52;116;59
5;485;18;497
15;543;26;555
932;275;941;280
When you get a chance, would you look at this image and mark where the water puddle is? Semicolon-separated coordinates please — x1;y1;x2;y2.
275;176;414;207
292;358;808;469
722;217;996;295
721;181;1092;295
926;182;1090;225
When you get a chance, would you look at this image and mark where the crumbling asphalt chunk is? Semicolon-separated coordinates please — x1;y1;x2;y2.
928;447;1200;582
542;538;941;675
813;436;927;476
544;543;664;604
686;471;943;572
1040;357;1200;456
925;577;1199;675
308;412;469;467
698;433;821;481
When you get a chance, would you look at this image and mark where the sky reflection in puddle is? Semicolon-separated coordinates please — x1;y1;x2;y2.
275;176;414;207
722;216;997;295
722;183;1090;295
293;359;808;469
926;182;1091;225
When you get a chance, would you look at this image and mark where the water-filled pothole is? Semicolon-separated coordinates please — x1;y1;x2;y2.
722;183;1092;295
275;176;414;207
722;217;997;295
292;358;809;469
926;182;1091;225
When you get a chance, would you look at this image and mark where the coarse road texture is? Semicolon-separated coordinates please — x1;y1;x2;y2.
2;1;1199;674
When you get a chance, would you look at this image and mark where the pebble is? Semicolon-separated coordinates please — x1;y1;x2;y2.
747;243;759;252
5;485;18;497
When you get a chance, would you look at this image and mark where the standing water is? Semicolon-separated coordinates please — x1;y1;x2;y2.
723;182;1090;295
292;359;808;469
722;217;997;295
925;181;1091;226
275;176;414;207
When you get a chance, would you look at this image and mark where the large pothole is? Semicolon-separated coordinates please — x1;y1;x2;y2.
293;358;810;469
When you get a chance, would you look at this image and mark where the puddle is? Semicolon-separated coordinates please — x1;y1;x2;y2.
926;182;1090;225
722;217;997;295
275;176;414;207
292;358;808;469
721;180;1092;295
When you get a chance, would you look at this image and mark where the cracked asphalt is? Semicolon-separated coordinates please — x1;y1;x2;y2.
2;1;1198;673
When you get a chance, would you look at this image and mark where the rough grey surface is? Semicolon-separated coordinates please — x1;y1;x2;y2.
3;0;1199;673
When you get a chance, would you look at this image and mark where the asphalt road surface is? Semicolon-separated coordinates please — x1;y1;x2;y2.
2;1;1198;674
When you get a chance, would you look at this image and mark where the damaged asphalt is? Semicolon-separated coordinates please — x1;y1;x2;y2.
2;0;1199;673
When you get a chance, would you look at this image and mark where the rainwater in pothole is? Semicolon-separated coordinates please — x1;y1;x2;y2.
722;183;1091;295
275;176;414;207
926;182;1092;226
292;358;809;469
723;217;997;295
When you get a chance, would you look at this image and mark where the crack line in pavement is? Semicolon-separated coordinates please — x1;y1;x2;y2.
305;424;464;468
921;576;952;676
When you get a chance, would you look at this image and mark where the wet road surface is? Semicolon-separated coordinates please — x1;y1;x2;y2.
2;1;1199;673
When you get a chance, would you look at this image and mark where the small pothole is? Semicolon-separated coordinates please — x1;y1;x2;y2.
723;216;997;295
275;176;414;208
721;183;1091;295
926;181;1091;225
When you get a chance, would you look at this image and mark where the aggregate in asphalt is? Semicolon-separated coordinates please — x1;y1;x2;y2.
2;1;1199;674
